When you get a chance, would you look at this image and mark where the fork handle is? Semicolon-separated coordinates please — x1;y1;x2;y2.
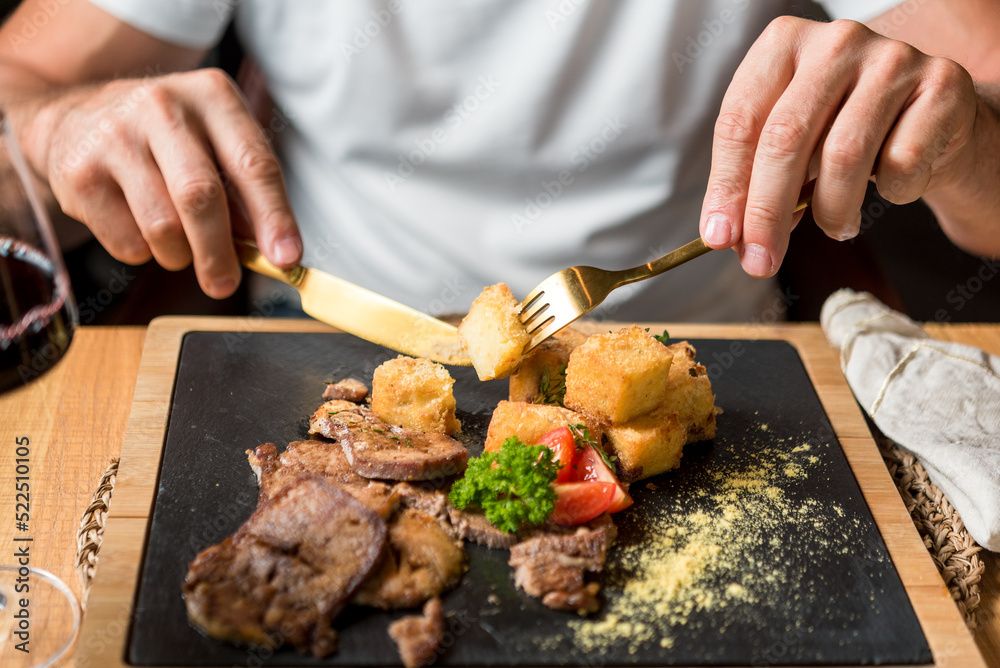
617;177;819;286
235;238;306;287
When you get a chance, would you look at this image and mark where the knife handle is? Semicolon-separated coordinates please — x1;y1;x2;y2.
234;239;306;287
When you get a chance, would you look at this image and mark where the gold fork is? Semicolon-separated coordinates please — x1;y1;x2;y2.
518;179;818;351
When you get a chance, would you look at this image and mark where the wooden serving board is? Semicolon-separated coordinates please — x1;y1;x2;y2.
76;317;987;668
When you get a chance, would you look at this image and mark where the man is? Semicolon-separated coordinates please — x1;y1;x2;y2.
0;0;997;320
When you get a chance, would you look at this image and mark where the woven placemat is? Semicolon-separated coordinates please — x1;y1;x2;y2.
874;433;984;629
74;445;985;626
76;457;118;610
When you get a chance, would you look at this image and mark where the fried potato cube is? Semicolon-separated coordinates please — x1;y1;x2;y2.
606;411;687;482
564;325;674;424
371;356;461;434
508;326;588;404
484;401;600;452
663;342;717;443
459;283;530;381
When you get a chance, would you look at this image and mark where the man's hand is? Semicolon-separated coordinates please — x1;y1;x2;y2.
699;17;980;277
19;68;301;298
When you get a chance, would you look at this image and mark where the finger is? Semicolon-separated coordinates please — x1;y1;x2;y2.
189;70;302;268
77;186;153;265
876;58;976;205
107;149;193;271
739;32;862;277
49;165;152;265
146;115;241;299
811;44;919;240
225;185;255;241
700;18;800;251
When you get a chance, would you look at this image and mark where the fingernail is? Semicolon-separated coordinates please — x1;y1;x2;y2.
703;214;732;246
212;277;238;296
742;244;773;277
272;236;302;266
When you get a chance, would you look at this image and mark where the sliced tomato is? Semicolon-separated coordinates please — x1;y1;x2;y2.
570;446;633;513
537;427;576;483
550;482;617;525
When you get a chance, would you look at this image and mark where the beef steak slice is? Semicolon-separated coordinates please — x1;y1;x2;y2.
323;377;369;402
353;507;467;610
395;482;518;549
388;597;446;668
183;475;387;657
248;441;400;518
508;514;617;614
309;401;468;481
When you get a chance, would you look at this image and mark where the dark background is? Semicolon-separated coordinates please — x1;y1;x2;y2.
1;0;996;325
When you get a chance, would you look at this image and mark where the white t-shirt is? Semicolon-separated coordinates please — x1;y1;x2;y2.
89;0;899;321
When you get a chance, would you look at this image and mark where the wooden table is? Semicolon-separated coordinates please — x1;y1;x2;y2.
1;319;997;667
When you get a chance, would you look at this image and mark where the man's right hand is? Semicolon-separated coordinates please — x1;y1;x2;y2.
0;0;301;299
27;68;301;298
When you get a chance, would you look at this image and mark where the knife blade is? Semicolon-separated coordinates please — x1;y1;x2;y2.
236;240;471;366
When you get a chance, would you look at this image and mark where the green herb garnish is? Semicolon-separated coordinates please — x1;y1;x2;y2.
569;423;618;472
533;363;568;406
569;423;598;450
449;438;559;533
653;329;670;345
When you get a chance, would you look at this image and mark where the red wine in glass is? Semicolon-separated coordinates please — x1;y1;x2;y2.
0;238;75;392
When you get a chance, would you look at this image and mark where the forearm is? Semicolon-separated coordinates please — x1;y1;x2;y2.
0;60;78;181
0;60;84;211
921;83;1000;258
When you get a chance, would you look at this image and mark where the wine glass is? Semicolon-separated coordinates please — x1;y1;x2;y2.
0;107;78;393
0;108;81;666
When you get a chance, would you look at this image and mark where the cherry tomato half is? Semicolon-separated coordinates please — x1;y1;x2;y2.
537;426;576;483
571;446;633;513
550;481;617;525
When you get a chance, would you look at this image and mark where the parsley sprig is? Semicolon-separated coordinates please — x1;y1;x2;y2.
449;438;559;533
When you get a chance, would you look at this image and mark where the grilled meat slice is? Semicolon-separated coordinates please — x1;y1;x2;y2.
508;515;616;614
323;378;369;402
248;441;363;501
388;598;446;668
309;401;468;481
248;442;400;518
446;506;519;549
395;482;518;549
353;508;467;609
183;475;387;657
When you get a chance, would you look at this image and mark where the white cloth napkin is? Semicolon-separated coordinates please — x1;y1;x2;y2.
821;289;1000;551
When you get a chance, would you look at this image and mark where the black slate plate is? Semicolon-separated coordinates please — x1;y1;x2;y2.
127;332;931;666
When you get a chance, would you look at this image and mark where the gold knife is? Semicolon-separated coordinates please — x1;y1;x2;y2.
236;239;471;366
